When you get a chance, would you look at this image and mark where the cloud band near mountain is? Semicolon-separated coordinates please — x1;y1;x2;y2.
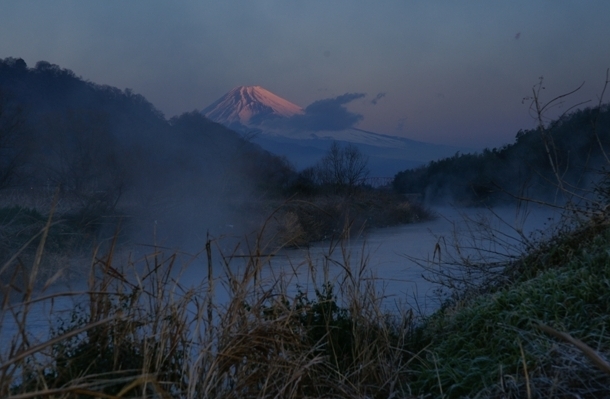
286;92;365;131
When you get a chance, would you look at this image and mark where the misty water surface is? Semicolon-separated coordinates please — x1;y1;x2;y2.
1;204;562;348
167;203;562;322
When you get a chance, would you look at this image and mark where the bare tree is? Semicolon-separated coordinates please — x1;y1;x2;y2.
316;141;369;191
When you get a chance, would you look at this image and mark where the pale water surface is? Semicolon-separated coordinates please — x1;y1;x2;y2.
1;204;562;350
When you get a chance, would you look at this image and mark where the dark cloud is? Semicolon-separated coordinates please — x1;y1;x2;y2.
371;92;386;105
287;92;366;131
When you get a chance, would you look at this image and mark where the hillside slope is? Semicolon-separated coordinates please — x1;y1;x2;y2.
393;104;610;205
0;57;295;246
202;85;473;176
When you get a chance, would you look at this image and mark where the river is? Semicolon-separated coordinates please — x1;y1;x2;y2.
199;203;563;315
1;203;563;350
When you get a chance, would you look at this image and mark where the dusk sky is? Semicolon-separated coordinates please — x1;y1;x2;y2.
1;1;609;148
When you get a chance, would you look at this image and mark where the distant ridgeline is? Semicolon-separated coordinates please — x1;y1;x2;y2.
393;104;610;205
0;57;295;242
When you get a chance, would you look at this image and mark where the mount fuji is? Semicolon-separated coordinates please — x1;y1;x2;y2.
202;86;304;132
202;86;473;176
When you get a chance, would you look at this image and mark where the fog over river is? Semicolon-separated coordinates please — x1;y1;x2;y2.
155;203;563;322
1;204;562;348
223;204;563;314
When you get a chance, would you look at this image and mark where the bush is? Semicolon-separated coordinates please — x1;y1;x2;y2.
409;226;610;397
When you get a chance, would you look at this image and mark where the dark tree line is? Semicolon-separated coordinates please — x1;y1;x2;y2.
0;57;296;243
393;104;610;205
0;89;29;189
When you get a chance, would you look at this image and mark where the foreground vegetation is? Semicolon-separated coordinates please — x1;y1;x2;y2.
1;208;417;398
408;212;610;397
1;196;610;398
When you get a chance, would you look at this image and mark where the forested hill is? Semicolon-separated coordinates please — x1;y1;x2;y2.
0;57;294;245
393;104;610;205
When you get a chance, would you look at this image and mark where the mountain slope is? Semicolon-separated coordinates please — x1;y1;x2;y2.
202;85;303;130
0;58;296;245
201;86;474;175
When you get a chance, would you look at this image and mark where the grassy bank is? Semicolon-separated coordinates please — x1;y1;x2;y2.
407;213;610;397
266;190;433;247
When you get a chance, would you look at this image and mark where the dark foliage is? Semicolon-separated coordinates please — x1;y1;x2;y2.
393;104;610;205
294;283;355;371
16;299;187;398
0;57;296;244
0;88;30;188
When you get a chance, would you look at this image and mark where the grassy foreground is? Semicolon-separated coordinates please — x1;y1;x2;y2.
408;217;610;397
1;203;419;398
2;202;610;398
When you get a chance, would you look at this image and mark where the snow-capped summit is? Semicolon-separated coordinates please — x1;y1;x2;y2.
202;85;303;129
201;85;474;176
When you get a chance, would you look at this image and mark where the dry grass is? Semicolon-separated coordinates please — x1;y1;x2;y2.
5;195;610;398
405;205;610;398
0;211;418;399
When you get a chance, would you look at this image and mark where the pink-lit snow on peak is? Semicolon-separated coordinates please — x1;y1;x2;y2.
202;85;303;127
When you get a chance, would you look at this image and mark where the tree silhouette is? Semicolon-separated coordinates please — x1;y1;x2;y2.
316;141;369;192
0;89;29;189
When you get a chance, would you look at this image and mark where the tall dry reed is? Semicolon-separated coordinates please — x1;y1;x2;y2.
1;214;417;398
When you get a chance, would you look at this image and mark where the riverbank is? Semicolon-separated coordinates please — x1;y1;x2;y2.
3;200;608;397
406;209;610;397
263;190;434;248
